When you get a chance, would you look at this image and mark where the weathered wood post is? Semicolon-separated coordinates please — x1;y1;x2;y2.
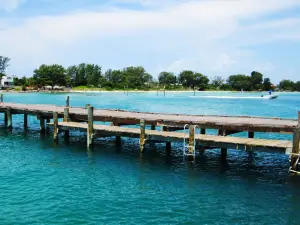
151;125;156;130
291;112;300;171
199;128;206;153
64;107;69;122
87;106;94;148
218;129;227;157
40;115;46;132
164;86;166;97
111;122;121;146
4;111;7;126
53;112;58;142
64;107;70;140
248;132;254;138
163;126;171;154
66;96;70;107
24;110;28;129
64;96;70;138
140;119;146;153
194;88;195;96
188;125;196;160
7;107;12;128
0;94;3;103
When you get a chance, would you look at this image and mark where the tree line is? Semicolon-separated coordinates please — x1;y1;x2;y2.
0;55;299;91
11;63;277;91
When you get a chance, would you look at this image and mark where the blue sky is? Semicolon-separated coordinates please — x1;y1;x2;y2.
1;0;300;84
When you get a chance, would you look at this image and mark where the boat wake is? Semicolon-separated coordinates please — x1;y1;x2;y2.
189;95;279;100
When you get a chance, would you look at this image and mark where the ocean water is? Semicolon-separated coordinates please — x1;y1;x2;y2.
1;91;300;225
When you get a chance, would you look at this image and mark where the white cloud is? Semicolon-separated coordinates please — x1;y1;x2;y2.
0;0;25;11
1;0;300;82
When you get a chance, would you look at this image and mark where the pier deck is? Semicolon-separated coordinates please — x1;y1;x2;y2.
51;121;293;154
0;102;297;133
0;98;299;174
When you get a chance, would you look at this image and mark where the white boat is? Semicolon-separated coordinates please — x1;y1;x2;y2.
261;94;279;99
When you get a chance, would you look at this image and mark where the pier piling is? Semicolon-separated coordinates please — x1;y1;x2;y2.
87;106;94;148
291;112;300;171
53;112;58;142
0;94;3;103
7;107;12;128
163;126;172;153
24;110;28;129
39;116;46;132
66;96;70;107
140;119;146;153
218;129;227;157
188;125;196;160
248;132;254;138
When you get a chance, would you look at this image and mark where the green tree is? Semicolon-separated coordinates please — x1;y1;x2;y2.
86;64;102;87
250;71;263;90
227;74;252;91
211;76;224;88
105;69;125;89
33;64;66;89
279;80;294;91
178;70;209;90
122;66;153;89
158;72;177;86
294;81;300;92
263;78;272;91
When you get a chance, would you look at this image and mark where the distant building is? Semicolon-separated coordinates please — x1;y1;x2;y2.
0;76;14;89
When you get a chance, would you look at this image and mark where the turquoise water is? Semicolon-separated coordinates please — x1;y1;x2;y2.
1;91;300;224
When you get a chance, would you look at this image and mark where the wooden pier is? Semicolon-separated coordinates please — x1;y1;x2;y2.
0;94;299;174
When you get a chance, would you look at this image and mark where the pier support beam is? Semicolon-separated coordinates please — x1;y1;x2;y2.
53;112;58;142
39;116;46;133
198;128;206;154
163;126;172;153
87;106;94;148
24;111;28;129
188;125;196;160
64;107;70;140
0;94;3;103
248;132;254;139
291;112;300;172
66;96;70;107
218;129;227;157
7;107;12;128
111;122;121;146
140;119;146;153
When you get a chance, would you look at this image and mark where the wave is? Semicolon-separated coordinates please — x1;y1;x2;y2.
189;96;273;99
